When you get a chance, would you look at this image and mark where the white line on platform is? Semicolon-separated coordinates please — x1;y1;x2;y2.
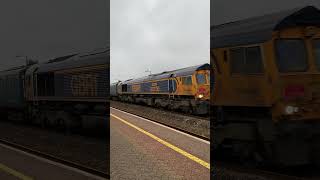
110;107;210;145
0;143;107;180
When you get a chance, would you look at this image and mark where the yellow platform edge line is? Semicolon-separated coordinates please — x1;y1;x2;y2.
0;163;34;180
110;113;210;169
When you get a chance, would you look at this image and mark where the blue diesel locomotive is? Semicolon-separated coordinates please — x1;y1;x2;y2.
0;48;109;130
111;64;210;115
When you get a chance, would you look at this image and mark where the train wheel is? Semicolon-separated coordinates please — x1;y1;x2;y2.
56;118;64;130
215;106;227;126
181;106;190;114
187;107;194;114
155;102;160;108
41;116;48;128
57;118;70;135
56;111;79;132
0;111;8;121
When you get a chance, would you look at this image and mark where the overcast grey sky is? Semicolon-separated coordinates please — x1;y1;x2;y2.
111;0;209;83
211;0;320;25
0;0;108;70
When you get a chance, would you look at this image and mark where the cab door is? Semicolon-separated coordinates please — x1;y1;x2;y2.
169;79;176;93
195;71;210;100
169;74;177;94
181;75;193;95
25;75;32;100
25;66;38;101
224;45;269;106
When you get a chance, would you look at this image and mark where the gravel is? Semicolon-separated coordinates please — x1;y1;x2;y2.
0;121;108;173
110;100;210;139
213;168;289;180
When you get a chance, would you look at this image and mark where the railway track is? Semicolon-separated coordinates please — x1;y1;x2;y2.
110;100;210;120
214;161;318;180
110;106;210;141
0;138;109;180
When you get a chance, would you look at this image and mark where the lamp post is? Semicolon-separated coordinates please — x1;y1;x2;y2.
145;69;151;75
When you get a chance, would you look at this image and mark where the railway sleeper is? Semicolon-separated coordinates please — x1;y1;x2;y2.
8;111;25;122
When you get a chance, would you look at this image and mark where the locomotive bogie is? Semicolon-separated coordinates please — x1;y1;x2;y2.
0;67;26;109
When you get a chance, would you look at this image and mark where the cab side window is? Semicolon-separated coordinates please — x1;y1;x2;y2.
122;84;127;92
230;46;263;74
182;76;192;85
210;51;220;74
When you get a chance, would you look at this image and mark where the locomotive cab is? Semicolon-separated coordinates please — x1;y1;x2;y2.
189;64;210;114
211;6;320;166
114;64;210;115
272;27;320;122
195;68;210;101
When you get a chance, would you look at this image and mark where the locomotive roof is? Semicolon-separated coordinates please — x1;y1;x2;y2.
0;65;26;77
110;81;121;86
211;6;320;48
37;48;109;73
123;63;210;84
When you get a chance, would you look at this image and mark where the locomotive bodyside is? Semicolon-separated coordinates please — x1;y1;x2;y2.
0;66;26;109
35;50;108;102
26;49;109;130
0;48;109;133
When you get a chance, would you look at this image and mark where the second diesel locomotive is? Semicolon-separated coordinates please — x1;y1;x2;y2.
0;48;109;131
110;64;210;115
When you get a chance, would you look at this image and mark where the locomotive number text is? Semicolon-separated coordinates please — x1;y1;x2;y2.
71;73;97;96
132;84;141;92
150;82;160;92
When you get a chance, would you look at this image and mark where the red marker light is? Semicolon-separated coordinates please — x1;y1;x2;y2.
284;85;305;99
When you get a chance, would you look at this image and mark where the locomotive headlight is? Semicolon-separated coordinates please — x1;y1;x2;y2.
285;106;299;115
198;94;204;98
285;106;294;115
